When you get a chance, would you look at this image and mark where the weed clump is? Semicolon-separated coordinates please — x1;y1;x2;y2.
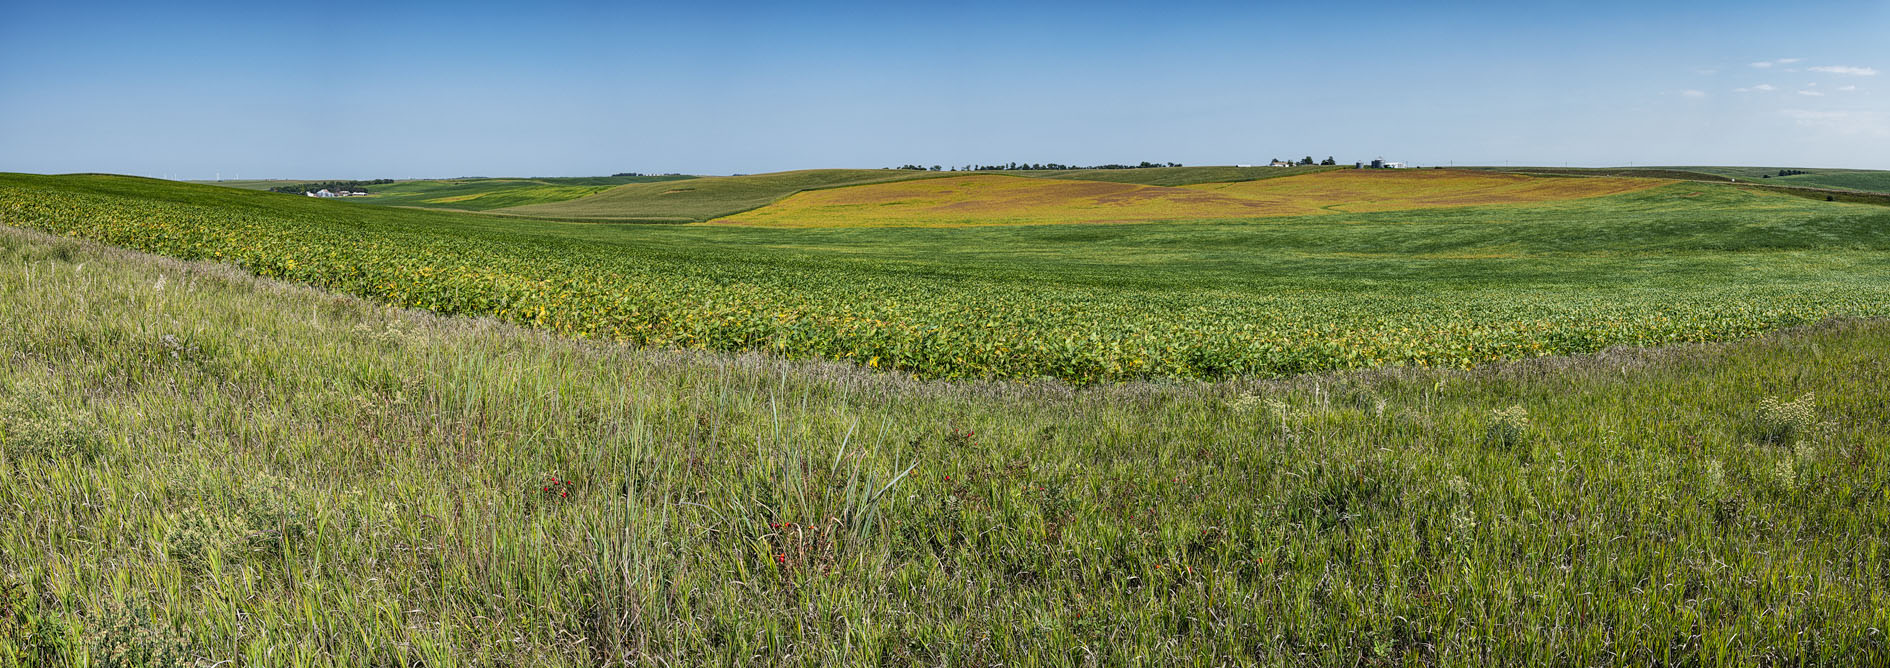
0;579;73;665
86;602;197;668
0;401;104;462
236;472;309;557
165;508;237;574
1752;393;1820;445
1486;405;1531;449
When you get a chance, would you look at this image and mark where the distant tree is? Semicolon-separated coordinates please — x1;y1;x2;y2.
1320;156;1336;166
1298;156;1314;166
267;178;395;195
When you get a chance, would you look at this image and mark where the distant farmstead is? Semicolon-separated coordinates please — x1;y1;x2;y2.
305;189;369;198
1356;158;1409;169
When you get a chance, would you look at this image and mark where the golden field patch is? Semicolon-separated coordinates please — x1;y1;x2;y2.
712;170;1668;227
1183;169;1665;213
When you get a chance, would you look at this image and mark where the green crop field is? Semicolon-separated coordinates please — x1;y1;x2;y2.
346;175;696;211
1;221;1886;665
5;172;1889;384
197;175;699;210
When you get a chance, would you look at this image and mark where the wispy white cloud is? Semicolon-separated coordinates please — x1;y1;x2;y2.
1696;68;1719;76
1838;85;1858;91
1732;83;1776;93
1808;65;1878;76
1797;90;1825;96
1751;58;1806;69
1680;89;1707;98
1783;109;1890;138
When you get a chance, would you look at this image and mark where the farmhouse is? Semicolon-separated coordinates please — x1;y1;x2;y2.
1268;159;1293;167
307;189;337;198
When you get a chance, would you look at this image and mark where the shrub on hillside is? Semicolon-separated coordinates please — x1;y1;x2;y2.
1487;405;1531;450
1751;393;1820;445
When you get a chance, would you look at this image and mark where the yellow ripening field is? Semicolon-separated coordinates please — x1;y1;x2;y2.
712;170;1669;227
712;175;1290;227
1183;169;1666;213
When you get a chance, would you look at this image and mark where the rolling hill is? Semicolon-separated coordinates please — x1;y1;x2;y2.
350;175;695;211
716;169;1667;227
3;179;1890;663
1673;166;1890;194
1470;165;1890;195
1006;164;1340;186
494;169;961;222
7;220;1889;665
489;166;1345;223
6;171;1886;382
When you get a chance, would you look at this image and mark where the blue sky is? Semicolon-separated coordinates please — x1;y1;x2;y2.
2;1;1885;178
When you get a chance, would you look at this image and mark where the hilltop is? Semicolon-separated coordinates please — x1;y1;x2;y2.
493;169;957;222
714;170;1663;227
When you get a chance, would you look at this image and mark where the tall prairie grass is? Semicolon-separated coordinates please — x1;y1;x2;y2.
1;225;1886;665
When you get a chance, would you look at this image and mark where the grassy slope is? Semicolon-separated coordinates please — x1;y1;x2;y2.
1673;167;1890;194
495;169;960;222
1;225;1886;665
1471;166;1890;195
195;175;699;210
349;175;696;211
186;179;327;191
5;173;1890;382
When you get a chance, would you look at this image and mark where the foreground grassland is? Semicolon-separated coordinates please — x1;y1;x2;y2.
718;171;1664;227
1;226;1886;666
5;173;1890;382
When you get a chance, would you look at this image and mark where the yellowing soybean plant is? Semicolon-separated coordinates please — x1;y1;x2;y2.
3;172;1890;382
